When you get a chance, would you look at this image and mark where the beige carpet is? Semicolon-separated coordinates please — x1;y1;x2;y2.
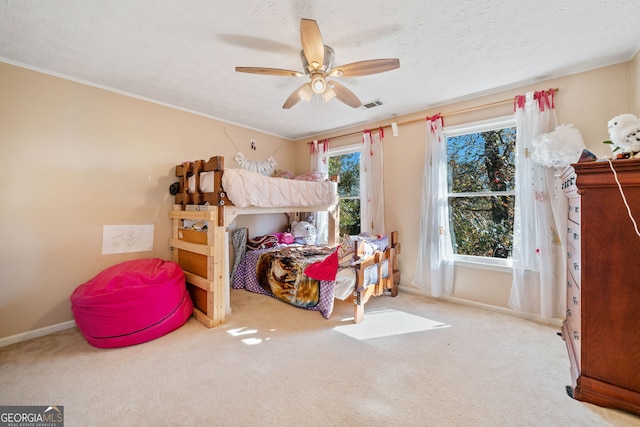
1;289;639;427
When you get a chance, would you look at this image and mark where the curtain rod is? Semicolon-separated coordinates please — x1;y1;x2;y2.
308;88;559;143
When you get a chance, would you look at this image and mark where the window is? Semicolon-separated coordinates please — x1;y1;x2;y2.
328;145;361;235
445;117;516;264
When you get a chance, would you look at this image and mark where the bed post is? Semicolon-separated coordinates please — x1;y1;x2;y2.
327;203;339;246
169;206;227;328
390;231;400;296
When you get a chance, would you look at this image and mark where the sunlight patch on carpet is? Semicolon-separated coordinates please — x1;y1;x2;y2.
333;309;450;340
226;327;272;345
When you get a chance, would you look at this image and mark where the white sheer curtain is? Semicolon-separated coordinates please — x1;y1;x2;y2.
310;139;329;244
413;115;454;297
360;129;385;235
509;89;567;318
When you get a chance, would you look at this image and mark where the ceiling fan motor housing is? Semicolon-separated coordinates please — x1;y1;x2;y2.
301;45;334;74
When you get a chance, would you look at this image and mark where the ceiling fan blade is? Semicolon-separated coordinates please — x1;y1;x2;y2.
328;58;400;77
282;83;312;109
329;81;362;108
300;19;324;70
235;67;302;77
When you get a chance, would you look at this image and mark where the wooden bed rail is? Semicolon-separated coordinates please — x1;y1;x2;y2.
175;156;231;208
352;231;401;323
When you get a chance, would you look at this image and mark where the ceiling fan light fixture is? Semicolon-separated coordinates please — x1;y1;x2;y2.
299;84;313;102
311;75;326;94
322;85;336;102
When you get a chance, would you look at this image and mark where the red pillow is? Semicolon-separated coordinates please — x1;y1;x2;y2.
304;249;339;281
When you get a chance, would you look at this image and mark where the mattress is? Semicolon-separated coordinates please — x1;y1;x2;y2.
188;168;338;208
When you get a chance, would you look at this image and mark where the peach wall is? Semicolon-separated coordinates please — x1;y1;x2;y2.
632;49;640;114
295;61;633;309
0;62;293;340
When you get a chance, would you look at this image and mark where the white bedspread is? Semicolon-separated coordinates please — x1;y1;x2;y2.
189;168;337;208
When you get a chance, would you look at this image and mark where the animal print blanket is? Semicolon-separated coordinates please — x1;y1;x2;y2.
232;245;338;318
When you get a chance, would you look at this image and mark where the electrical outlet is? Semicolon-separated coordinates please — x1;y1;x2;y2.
250;139;257;150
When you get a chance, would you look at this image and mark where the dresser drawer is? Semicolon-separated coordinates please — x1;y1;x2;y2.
566;241;581;287
567;196;581;224
561;169;577;194
566;219;581;250
566;271;582;365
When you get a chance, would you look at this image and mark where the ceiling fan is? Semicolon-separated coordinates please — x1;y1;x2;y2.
235;18;400;109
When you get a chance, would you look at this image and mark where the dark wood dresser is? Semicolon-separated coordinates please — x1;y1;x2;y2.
560;159;640;415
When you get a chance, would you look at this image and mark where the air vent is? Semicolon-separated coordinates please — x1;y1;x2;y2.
361;99;384;109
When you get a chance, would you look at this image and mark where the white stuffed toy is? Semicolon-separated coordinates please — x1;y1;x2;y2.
531;123;586;167
607;113;640;154
291;220;317;245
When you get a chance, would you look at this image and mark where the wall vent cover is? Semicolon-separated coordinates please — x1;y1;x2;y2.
361;99;384;109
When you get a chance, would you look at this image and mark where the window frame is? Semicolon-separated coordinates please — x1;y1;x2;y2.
443;115;516;271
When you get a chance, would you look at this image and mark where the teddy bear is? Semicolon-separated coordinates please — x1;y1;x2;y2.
607;113;640;155
290;220;317;245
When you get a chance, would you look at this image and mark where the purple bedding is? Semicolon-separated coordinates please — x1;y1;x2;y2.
232;245;338;318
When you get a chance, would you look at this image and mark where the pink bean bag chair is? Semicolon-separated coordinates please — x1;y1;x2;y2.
70;258;193;348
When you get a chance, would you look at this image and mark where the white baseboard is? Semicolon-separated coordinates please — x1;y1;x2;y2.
0;320;76;348
398;284;563;328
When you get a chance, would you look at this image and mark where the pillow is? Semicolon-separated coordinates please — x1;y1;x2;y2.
294;171;324;181
304;249;339;281
273;169;295;179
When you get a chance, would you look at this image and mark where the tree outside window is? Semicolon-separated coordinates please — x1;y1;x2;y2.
446;123;516;259
328;149;361;236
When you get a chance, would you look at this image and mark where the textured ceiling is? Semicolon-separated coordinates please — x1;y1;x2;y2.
1;0;639;140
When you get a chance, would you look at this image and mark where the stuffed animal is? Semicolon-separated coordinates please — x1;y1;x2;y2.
531;123;585;167
607;113;640;155
291;220;317;245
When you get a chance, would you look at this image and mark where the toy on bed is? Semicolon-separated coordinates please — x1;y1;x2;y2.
291;217;317;245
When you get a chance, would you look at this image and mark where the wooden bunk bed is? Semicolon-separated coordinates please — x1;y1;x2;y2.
169;156;400;327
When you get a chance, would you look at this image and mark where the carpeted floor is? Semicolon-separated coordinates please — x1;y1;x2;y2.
1;289;639;426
